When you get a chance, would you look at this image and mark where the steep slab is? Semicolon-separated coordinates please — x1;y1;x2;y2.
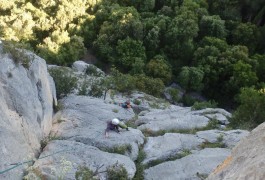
144;148;230;180
207;122;265;180
32;140;136;179
52;95;145;160
0;50;56;179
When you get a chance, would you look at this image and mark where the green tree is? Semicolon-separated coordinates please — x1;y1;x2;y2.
199;15;227;39
115;37;146;74
165;7;199;70
231;87;265;129
146;55;172;83
228;60;258;93
194;36;257;103
207;0;241;20
230;22;260;53
252;54;265;82
240;0;265;26
177;66;204;92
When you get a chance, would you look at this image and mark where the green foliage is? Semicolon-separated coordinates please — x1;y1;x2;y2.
165;6;199;68
199;141;226;149
40;134;61;151
110;67;136;93
85;65;104;77
252;54;265;82
75;166;96;180
167;88;180;102
49;68;78;99
191;100;218;110
37;34;86;66
146;55;172;83
231;22;259;53
199;15;227;39
134;74;165;97
88;79;104;98
110;68;165;97
54;102;64;113
230;87;265;129
102;145;132;155
133;148;146;180
133;99;141;105
207;0;241;20
142;120;219;137
1;0;264;111
181;94;198;106
115;37;146;74
106;163;129;180
228;60;258;92
146;149;191;168
194;36;257;103
112;109;119;113
177;66;204;92
2;41;33;68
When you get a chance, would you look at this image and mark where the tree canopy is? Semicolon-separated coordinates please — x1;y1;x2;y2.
1;0;265;125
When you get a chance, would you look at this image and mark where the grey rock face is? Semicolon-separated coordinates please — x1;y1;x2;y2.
143;133;204;165
196;129;249;148
136;106;209;131
32;140;136;180
0;52;56;179
144;148;231;180
207;122;265;180
52;95;145;161
191;108;231;125
72;60;105;76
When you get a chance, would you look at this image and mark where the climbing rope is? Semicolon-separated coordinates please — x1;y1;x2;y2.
0;149;70;175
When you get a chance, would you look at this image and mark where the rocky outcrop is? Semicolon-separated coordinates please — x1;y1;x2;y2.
32;140;136;179
144;148;231;180
196;129;249;148
143;133;204;165
207;122;265;180
0;49;56;179
0;57;251;180
29;95;144;179
50;95;144;161
136;106;210;131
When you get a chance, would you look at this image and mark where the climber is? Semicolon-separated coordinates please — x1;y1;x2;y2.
105;118;129;138
120;99;131;109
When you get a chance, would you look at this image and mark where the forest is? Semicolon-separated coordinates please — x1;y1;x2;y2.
0;0;265;129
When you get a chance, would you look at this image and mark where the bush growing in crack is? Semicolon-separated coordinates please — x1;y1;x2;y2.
101;145;132;155
2;41;34;69
146;149;192;168
49;67;78;99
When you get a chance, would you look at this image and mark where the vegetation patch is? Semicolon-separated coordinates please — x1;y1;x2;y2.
49;68;78;99
101;145;132;155
133;145;146;180
133;98;141;105
145;149;191;168
199;141;226;149
191;100;218;110
167;88;180;103
23;167;45;180
125;115;139;129
142;119;220;137
112;108;119;113
107;163;129;180
40;134;62;150
75;166;97;180
2;41;33;69
85;65;104;77
200;134;226;149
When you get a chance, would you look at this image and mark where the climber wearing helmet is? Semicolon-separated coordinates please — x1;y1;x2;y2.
105;118;129;138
